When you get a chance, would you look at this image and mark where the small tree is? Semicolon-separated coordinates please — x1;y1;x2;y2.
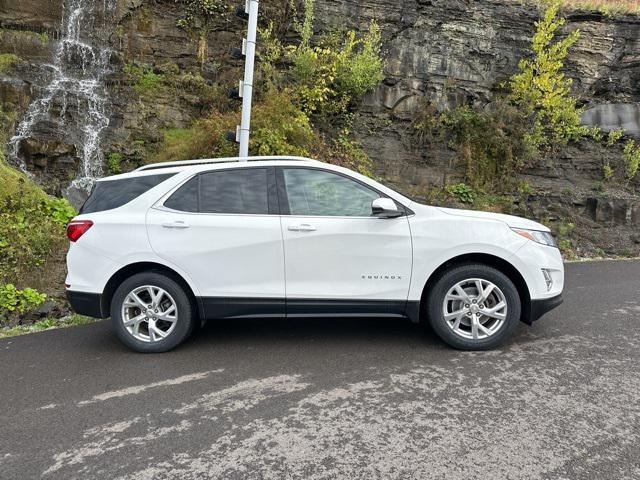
510;2;588;150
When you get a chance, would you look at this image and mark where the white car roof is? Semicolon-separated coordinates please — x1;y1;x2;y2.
99;156;323;181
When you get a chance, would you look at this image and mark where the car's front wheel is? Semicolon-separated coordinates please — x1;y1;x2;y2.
426;264;521;350
111;272;195;353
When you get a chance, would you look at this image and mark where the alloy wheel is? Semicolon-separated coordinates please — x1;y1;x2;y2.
121;285;178;342
442;278;507;340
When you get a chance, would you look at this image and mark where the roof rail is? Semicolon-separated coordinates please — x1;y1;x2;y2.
135;156;317;172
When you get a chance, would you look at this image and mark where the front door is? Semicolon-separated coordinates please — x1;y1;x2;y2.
146;167;285;318
278;167;412;317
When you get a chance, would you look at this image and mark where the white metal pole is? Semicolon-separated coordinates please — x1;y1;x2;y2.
238;0;259;159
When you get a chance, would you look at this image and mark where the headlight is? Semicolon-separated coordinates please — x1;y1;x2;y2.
511;228;557;247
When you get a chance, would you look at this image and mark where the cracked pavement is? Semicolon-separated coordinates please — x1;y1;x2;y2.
1;260;639;479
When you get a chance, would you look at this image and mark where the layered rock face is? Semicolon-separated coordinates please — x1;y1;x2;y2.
314;0;640;187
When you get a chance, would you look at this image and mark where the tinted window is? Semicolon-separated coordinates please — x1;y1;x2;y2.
80;173;174;214
283;168;380;216
164;168;269;214
200;169;268;214
164;176;198;212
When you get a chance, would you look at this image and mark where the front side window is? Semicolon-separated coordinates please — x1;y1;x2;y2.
164;168;269;215
282;168;380;217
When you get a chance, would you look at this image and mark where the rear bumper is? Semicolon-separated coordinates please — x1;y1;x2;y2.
66;290;106;319
524;293;563;324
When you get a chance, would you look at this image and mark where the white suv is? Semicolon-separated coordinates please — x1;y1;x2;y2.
65;156;563;352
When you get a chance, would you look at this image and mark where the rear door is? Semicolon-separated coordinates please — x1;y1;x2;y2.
278;167;413;317
146;167;286;318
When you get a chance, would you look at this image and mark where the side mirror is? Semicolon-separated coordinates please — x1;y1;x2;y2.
372;198;403;218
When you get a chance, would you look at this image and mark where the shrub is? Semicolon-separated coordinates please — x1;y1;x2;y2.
446;183;476;204
333;23;384;100
415;101;533;190
250;89;315;156
0;154;70;284
174;0;231;32
0;283;46;314
107;152;122;174
150;113;238;163
264;0;384;120
606;128;624;146
124;63;166;94
602;162;614;180
42;197;77;226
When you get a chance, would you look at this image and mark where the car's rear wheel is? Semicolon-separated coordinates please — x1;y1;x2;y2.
426;264;521;350
111;272;195;353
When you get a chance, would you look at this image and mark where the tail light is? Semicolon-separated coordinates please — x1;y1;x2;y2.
67;220;93;242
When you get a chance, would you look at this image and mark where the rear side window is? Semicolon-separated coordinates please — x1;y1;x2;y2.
80;173;175;214
164;176;198;212
164;168;269;215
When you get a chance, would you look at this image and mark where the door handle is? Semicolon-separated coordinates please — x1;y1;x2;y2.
161;220;190;229
288;224;316;232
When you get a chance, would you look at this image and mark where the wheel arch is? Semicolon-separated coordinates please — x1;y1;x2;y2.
101;262;201;319
416;253;531;324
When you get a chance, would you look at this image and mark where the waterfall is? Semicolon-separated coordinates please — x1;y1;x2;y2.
8;0;115;197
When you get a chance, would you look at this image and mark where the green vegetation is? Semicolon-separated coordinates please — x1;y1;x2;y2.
257;0;382;173
623;139;640;180
0;155;74;286
151;0;383;176
607;128;624;146
250;89;315;156
602;162;614;180
107;152;123;174
0;314;94;338
174;0;232;63
124;62;166;94
554;221;577;258
0;53;21;73
446;183;476;204
175;0;231;32
0;104;75;326
0;28;49;45
124;62;224;106
279;2;383;119
0;283;46;315
510;2;591;151
413;2;606;191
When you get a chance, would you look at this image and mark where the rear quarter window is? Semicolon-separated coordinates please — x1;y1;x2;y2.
80;173;175;214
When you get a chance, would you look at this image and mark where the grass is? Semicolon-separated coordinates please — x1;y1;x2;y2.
0;314;95;338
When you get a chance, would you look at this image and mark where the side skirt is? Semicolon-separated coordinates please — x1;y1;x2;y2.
200;297;412;320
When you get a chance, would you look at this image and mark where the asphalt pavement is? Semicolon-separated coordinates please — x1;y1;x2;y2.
1;260;639;479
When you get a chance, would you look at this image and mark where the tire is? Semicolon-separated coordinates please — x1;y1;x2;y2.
426;264;521;350
110;272;195;353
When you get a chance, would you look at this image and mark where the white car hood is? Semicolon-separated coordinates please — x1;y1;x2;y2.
436;207;550;232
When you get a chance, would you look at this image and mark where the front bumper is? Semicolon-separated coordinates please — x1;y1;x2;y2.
66;290;106;319
523;293;563;324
